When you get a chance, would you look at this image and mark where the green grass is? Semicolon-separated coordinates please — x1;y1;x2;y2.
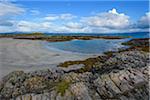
55;80;71;96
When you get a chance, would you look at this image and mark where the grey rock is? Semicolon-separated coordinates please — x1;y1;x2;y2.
69;82;92;100
0;51;149;100
94;68;148;99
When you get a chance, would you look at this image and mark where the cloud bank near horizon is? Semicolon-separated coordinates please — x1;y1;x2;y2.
0;2;149;33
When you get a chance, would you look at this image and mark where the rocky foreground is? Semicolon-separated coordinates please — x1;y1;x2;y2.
0;38;149;100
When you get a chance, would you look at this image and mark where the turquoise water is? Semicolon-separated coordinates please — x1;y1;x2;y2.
1;32;148;54
45;39;129;55
43;32;148;54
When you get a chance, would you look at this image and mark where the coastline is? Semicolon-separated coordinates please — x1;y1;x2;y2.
0;38;94;79
0;0;148;99
0;36;149;78
0;35;149;99
0;33;129;42
0;33;131;79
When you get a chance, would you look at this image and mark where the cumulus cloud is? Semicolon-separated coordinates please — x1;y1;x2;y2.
82;8;130;29
15;20;54;32
14;20;88;33
136;12;150;29
44;13;76;21
125;12;150;33
79;9;149;33
0;6;149;33
16;21;37;32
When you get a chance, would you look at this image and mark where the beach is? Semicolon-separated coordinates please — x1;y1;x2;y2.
0;38;92;79
0;0;149;99
0;37;149;99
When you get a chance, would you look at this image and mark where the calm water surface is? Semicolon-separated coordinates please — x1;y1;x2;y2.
45;39;129;55
44;32;149;54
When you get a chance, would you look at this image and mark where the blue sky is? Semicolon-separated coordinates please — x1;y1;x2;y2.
16;1;148;21
0;0;149;33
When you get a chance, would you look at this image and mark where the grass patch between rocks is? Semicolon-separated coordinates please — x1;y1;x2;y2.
55;80;71;96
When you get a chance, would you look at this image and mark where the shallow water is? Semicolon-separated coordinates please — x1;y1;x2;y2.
45;39;130;55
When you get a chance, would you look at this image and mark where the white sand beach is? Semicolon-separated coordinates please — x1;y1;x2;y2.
0;38;92;79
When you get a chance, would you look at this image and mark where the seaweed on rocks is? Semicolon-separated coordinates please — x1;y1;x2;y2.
0;38;149;100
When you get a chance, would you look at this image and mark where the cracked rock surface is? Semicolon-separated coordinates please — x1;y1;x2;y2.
0;51;149;100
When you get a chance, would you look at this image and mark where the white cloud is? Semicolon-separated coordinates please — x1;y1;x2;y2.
15;20;88;33
65;22;83;29
60;13;77;20
125;12;150;33
82;8;130;29
0;6;149;33
0;2;25;30
136;12;150;28
0;2;25;16
44;13;76;21
30;10;40;15
16;21;37;32
40;22;52;29
78;8;150;33
108;8;118;14
52;26;90;33
0;26;15;33
15;20;54;32
44;14;59;21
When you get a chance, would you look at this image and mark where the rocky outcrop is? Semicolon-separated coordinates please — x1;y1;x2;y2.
94;51;149;75
0;69;63;99
94;67;149;100
0;51;149;100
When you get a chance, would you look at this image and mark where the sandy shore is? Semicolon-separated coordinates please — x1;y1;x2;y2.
0;38;93;79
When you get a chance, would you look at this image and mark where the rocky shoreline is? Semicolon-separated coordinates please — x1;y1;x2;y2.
0;37;149;100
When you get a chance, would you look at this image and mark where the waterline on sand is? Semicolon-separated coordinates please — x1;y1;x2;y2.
44;39;130;55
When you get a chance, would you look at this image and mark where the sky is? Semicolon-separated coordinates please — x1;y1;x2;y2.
0;0;149;33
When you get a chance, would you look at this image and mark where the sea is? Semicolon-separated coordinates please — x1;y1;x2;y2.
45;32;149;39
44;32;149;55
1;32;149;55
